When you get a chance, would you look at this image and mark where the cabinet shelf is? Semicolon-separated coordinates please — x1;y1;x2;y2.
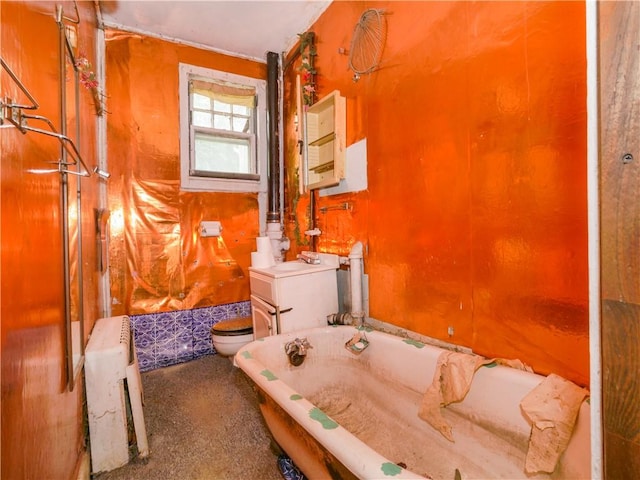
309;132;336;147
310;161;335;174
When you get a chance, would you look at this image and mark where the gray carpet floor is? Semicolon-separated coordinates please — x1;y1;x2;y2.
93;354;283;480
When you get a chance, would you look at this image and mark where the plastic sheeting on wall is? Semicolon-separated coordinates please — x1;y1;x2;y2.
108;176;259;314
106;32;264;315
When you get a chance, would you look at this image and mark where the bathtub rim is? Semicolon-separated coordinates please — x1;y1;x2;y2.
235;325;427;479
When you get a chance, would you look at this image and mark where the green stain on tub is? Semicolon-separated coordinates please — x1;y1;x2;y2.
381;462;403;476
309;408;338;429
357;325;373;332
240;351;252;359
402;338;425;349
290;394;303;401
260;369;278;381
483;361;498;368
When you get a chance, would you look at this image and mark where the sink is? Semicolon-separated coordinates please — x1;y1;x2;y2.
273;261;318;271
250;260;337;278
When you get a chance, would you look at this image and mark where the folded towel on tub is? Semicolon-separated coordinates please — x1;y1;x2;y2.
418;351;494;442
520;373;589;474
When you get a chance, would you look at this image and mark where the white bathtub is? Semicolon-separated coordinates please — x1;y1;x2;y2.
235;325;590;480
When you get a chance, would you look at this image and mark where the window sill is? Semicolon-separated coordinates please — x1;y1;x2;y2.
180;175;265;193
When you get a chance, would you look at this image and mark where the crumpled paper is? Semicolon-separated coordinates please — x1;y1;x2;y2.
418;351;494;442
520;373;589;474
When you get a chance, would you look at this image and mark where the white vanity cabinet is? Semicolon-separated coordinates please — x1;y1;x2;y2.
249;262;338;339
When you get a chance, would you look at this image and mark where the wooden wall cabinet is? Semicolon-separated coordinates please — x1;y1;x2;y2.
304;90;346;190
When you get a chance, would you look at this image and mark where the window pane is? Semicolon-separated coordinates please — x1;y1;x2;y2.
213;114;231;131
213;100;231;113
192;93;210;109
233;104;250;116
194;132;251;174
192;111;212;128
233;117;250;132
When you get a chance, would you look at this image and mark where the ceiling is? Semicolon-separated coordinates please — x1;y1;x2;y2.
98;1;332;62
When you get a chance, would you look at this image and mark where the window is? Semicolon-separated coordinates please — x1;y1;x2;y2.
179;64;267;192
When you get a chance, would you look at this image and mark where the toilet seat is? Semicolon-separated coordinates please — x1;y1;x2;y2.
211;317;253;336
211;317;254;357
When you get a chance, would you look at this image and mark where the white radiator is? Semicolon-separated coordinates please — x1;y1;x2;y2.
85;315;149;473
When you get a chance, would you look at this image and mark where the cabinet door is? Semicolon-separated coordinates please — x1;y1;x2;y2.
304;90;346;190
251;295;275;339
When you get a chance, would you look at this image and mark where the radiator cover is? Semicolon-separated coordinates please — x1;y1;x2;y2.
85;315;149;473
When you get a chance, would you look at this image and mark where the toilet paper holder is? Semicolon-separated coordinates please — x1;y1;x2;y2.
200;221;222;237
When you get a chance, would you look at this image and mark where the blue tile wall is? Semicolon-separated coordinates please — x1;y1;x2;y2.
130;301;251;372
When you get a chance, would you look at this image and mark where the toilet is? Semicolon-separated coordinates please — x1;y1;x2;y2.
210;317;254;357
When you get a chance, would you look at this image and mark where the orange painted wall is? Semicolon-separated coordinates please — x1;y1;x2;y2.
1;1;101;477
105;32;266;315
284;1;588;386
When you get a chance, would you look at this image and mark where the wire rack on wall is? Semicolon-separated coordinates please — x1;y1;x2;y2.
348;8;387;82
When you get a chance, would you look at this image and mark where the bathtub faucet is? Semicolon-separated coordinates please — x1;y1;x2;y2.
285;337;312;356
352;311;366;328
284;337;313;366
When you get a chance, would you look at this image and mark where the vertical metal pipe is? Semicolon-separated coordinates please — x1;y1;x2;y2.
74;54;85;362
58;9;74;390
266;51;280;223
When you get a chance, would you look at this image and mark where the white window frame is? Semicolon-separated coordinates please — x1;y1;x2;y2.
179;63;267;193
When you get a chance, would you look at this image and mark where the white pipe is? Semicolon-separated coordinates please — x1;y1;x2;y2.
265;222;289;263
95;16;111;318
349;241;364;319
